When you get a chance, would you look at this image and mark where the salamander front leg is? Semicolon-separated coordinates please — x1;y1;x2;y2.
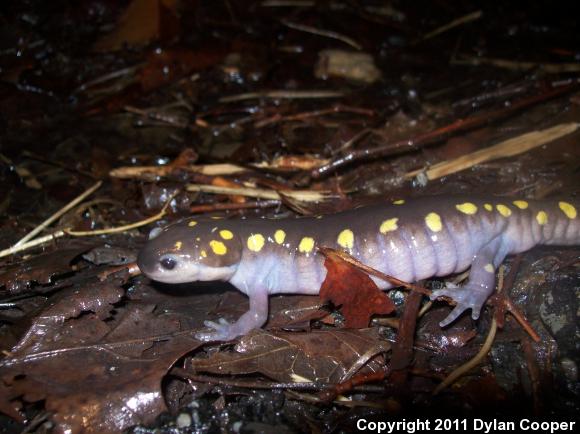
431;237;505;327
195;287;269;342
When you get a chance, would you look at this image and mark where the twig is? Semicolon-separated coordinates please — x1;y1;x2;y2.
186;184;336;202
261;1;315;6
219;90;345;103
124;105;189;128
405;122;578;181
502;298;540;342
422;10;482;41
0;191;178;258
190;200;280;213
282;19;362;50
172;368;384;393
433;316;497;395
452;56;580;73
12;181;103;247
109;163;248;180
310;81;578;178
318;247;432;296
254;105;374;128
66;190;178;236
0;231;66;259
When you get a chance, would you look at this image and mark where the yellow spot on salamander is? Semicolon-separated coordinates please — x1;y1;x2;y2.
174;241;182;250
513;200;528;209
425;212;442;232
274;229;286;245
536;211;548;225
456;202;478;215
220;229;233;240
559;201;577;219
337;229;354;249
484;263;494;273
188;221;197;227
393;199;405;205
210;240;227;255
484;203;493;211
496;204;511;217
247;234;265;252
200;250;207;258
380;218;399;233
299;237;315;253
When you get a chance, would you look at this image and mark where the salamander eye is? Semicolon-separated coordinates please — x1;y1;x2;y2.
160;256;177;270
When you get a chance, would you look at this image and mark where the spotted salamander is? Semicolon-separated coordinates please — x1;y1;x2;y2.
137;196;579;341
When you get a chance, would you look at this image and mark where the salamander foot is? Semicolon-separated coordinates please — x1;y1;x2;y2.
430;284;490;327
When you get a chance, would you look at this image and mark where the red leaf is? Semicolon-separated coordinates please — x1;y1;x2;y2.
319;248;395;328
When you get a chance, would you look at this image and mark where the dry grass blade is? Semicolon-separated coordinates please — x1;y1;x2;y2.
405;122;579;181
13;181;103;247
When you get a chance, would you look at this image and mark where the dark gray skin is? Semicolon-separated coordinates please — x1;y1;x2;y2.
138;196;580;341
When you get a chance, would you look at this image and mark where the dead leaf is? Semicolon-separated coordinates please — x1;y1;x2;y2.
1;280;200;433
191;328;390;384
267;295;327;331
9;280;124;354
93;0;180;52
319;248;395;328
82;244;136;266
0;245;92;295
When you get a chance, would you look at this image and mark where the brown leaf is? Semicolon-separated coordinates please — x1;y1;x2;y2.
191;328;390;384
267;295;327;331
0;245;92;295
319;248;395;328
93;0;180;52
10;280;124;354
1;280;200;433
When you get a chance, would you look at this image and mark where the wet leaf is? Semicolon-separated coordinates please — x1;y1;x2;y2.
1;280;200;433
417;308;477;353
0;245;92;295
191;328;390;383
82;244;136;266
319;249;395;328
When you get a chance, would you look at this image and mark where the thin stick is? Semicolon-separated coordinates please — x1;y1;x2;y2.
219;90;344;103
0;190;177;257
318;247;431;296
405;123;579;181
66;191;178;237
422;10;482;41
186;184;335;202
452;56;580;73
282;19;362;50
109;163;248;179
433;316;497;394
0;231;66;259
13;181;103;247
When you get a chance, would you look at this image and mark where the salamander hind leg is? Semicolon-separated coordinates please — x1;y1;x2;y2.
430;236;506;327
195;287;269;342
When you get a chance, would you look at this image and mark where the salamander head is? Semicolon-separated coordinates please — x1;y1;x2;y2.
137;219;242;284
